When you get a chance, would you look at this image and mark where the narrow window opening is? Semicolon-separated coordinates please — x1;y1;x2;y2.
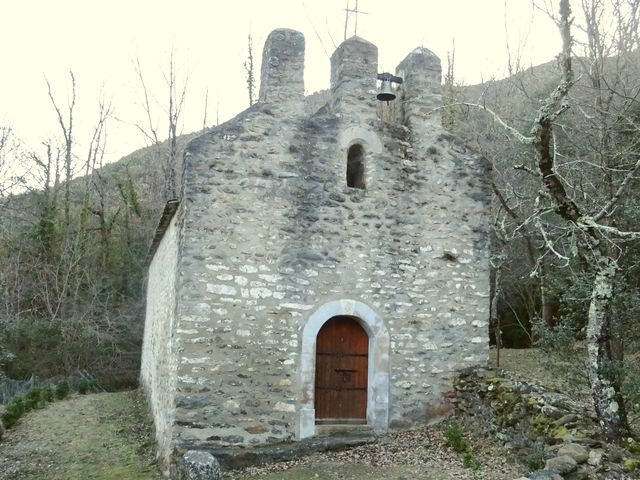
346;144;366;189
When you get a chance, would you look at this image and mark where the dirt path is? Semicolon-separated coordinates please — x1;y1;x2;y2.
225;426;525;480
0;391;161;480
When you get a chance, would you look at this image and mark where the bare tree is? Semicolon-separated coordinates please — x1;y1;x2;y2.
85;95;116;275
0;69;157;386
202;87;209;132
165;51;186;199
447;0;639;440
442;41;459;130
244;34;256;107
133;54;187;201
46;71;76;229
0;126;24;197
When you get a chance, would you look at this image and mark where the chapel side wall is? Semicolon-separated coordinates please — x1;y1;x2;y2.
140;214;179;471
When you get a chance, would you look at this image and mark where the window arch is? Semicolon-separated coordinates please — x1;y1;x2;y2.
346;144;366;189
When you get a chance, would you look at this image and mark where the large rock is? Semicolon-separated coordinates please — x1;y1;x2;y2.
545;454;578;474
178;450;221;480
553;414;580;427
528;470;564;480
587;448;603;466
557;443;589;464
564;467;589;480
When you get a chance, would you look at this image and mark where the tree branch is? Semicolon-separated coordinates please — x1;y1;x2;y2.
593;156;640;221
431;102;535;144
578;216;640;240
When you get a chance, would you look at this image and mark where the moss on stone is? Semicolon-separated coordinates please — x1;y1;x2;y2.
522;394;539;408
530;413;555;436
622;437;640;455
550;426;569;439
491;386;518;413
623;457;638;472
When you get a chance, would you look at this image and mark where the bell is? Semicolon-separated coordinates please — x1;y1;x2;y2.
377;80;396;102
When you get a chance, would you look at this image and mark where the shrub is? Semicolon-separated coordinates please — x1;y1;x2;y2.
444;423;467;453
526;448;545;470
2;315;141;391
55;379;70;400
426;145;440;155
2;395;26;428
463;451;481;470
40;384;54;403
24;386;42;410
78;378;91;395
444;422;482;470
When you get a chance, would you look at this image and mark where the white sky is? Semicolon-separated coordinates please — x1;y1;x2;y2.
0;0;561;169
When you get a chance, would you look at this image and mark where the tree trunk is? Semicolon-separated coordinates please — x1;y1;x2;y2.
539;260;558;328
586;254;630;441
490;261;503;366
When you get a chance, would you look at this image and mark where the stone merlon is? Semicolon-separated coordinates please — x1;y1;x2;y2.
330;36;378;91
396;47;443;127
396;47;442;93
330;36;378;120
259;28;305;104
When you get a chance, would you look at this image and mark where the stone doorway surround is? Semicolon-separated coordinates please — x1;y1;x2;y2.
297;299;390;439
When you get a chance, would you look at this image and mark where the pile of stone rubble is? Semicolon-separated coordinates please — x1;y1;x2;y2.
454;367;639;479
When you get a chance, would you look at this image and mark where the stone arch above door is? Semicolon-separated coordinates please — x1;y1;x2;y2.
297;299;390;439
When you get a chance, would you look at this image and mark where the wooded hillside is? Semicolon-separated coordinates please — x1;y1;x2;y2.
0;135;193;388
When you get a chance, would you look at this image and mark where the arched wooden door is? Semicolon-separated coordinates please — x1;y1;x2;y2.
314;316;368;424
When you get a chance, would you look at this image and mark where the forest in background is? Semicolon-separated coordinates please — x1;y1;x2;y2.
447;0;640;439
0;0;638;441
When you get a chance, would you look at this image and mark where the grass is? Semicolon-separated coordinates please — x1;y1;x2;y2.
0;390;161;480
1;381;70;430
443;422;481;470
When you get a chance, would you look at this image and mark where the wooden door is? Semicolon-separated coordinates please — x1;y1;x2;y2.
315;316;368;423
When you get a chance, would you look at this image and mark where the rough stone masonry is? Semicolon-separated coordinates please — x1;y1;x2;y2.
141;28;491;476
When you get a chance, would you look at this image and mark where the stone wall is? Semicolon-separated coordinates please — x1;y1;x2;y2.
141;213;180;472
454;367;640;479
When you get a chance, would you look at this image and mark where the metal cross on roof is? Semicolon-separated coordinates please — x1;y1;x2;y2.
343;0;368;39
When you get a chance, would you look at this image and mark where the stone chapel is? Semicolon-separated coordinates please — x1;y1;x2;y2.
141;28;491;473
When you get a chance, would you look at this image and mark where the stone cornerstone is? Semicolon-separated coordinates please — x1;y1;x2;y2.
141;28;491;475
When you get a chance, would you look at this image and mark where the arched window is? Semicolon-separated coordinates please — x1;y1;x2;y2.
346;144;365;189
